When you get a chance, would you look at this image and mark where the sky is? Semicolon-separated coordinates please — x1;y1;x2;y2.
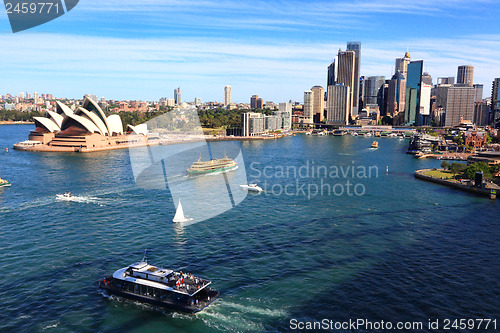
1;0;499;103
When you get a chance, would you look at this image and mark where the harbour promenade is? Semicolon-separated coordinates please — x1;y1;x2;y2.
415;168;499;199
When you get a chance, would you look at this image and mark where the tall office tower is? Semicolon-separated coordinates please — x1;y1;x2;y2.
492;78;500;128
359;76;365;108
378;81;389;116
34;91;39;104
420;83;432;125
326;84;351;125
364;76;385;105
311;85;325;122
346;41;361;115
224;85;231;106
435;84;452;111
404;60;423;126
395;51;411;78
326;50;355;119
174;87;181;105
474;102;490;126
303;90;314;123
387;71;406;116
457;65;474;87
438;77;455;85
473;84;483;102
444;86;475;127
421;72;432;85
250;95;258;109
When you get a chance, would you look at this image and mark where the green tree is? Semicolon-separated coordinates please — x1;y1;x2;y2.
463;162;492;180
489;164;500;177
440;160;449;170
449;162;467;177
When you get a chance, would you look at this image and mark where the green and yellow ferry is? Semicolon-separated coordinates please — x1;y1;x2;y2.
0;177;11;187
187;154;237;175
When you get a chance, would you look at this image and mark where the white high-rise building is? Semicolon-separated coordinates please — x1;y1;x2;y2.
224;85;231;106
303;90;314;123
326;84;351;125
34;92;39;104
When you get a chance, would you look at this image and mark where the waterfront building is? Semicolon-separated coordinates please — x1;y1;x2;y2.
386;71;406;116
279;102;292;114
224;85;231;106
174;87;181;105
473;84;483;102
492;78;500;128
444;86;475;127
346;41;361;115
241;112;264;136
273;111;292;130
326;84;351;125
404;60;423;126
395;51;411;78
311;85;325;122
364;76;385;106
457;65;474;87
303;90;314;124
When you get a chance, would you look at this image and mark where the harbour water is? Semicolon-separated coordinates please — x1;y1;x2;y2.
0;125;498;332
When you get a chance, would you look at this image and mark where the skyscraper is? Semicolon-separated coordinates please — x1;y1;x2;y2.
395;52;411;78
421;72;432;85
346;41;361;115
364;76;385;106
492;78;500;128
224;85;231;106
303;90;314;123
326;50;355;119
387;71;406;116
404;60;423;126
326;84;351;125
174;87;181;105
457;65;474;87
311;85;325;122
250;95;263;109
473;84;483;102
444;86;475;127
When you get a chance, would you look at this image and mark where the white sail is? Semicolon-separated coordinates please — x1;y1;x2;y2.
173;199;192;223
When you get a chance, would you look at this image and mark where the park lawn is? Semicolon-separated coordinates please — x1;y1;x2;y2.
423;169;456;179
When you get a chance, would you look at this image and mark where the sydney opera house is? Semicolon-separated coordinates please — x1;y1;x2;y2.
14;97;157;152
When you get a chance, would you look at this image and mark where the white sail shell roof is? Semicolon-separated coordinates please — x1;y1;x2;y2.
46;110;65;128
83;98;112;135
55;101;74;117
127;124;148;135
107;114;124;135
34;116;60;132
76;107;108;135
61;114;101;134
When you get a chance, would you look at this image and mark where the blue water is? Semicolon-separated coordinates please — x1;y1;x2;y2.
0;125;498;332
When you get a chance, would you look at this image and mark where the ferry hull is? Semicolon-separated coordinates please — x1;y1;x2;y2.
99;278;218;314
186;165;237;176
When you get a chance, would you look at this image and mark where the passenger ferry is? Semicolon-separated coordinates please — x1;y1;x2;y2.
187;154;237;175
99;255;218;313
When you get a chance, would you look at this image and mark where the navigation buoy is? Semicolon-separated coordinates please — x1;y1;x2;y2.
386;166;389;173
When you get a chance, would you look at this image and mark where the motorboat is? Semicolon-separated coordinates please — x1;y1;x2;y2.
371;141;379;149
99;252;218;313
240;184;263;192
56;191;74;201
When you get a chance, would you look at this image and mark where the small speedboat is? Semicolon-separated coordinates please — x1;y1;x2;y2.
240;184;263;192
0;178;11;187
371;141;379;149
56;191;74;201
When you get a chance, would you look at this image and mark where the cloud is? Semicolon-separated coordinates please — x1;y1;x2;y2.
1;31;499;101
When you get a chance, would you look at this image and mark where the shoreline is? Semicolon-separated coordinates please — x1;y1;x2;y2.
0;121;34;125
414;168;498;199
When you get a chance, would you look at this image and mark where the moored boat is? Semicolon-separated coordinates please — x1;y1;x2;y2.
99;254;218;313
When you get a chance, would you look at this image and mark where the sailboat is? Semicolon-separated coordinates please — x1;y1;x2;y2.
172;199;193;223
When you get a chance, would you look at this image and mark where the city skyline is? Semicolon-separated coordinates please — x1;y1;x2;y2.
1;1;499;102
